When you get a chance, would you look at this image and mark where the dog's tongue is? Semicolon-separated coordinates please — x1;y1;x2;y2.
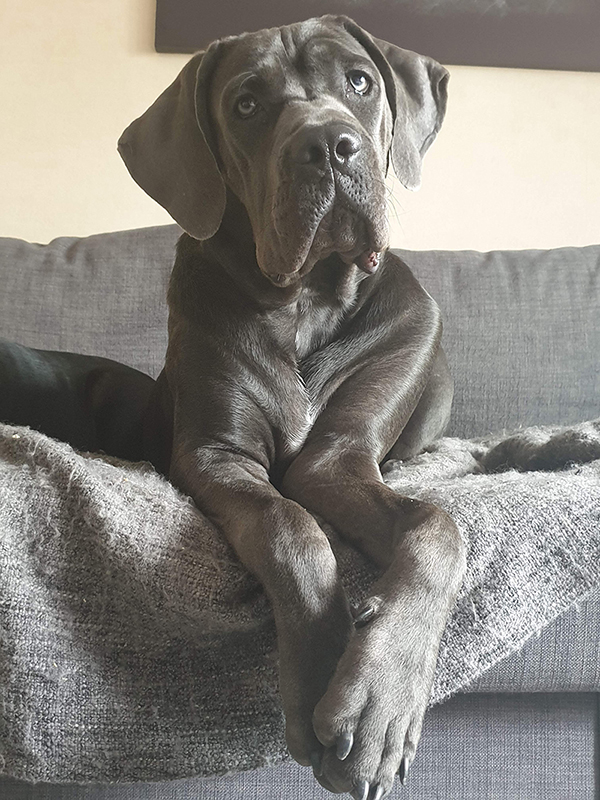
355;250;380;274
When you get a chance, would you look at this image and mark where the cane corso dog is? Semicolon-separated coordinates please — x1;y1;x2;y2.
1;15;466;799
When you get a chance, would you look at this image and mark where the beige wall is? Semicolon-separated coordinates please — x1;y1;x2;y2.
2;0;599;250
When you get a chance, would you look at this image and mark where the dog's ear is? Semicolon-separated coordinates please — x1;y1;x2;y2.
339;17;449;191
118;45;226;240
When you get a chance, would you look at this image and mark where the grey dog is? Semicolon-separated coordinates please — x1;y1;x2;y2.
0;14;467;800
118;14;466;798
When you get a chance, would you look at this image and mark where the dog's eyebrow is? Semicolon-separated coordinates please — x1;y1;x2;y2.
235;72;261;93
220;71;268;105
303;36;373;65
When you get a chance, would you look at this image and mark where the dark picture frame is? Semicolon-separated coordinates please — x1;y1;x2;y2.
155;0;600;72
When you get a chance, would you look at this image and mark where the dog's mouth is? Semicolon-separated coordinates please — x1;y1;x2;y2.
263;204;387;287
266;246;381;287
340;248;382;274
307;204;386;273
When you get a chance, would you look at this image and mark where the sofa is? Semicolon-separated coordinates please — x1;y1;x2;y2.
0;224;598;800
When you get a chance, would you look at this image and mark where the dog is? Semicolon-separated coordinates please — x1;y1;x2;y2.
1;15;467;799
118;15;466;797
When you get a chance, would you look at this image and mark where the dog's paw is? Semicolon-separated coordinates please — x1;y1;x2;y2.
311;596;441;797
278;605;354;767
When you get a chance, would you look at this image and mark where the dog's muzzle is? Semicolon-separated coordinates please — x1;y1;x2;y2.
259;114;389;285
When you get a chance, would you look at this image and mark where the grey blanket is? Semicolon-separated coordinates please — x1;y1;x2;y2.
1;420;600;784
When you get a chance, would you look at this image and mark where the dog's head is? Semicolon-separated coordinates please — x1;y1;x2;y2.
119;16;448;286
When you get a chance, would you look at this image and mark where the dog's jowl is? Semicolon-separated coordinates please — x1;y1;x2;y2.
119;15;466;798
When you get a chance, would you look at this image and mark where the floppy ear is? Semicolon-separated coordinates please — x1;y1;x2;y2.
339;17;449;191
118;45;226;240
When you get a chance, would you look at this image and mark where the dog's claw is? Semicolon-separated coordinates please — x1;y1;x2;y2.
351;780;370;800
399;756;409;785
369;785;384;800
336;731;354;760
310;750;323;777
354;605;375;628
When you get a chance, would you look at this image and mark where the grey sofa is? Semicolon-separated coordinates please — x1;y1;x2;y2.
0;225;598;799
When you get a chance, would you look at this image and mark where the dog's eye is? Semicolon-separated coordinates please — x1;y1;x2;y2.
235;95;259;118
347;71;371;96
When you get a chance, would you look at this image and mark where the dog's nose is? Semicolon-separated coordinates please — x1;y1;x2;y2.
291;124;362;171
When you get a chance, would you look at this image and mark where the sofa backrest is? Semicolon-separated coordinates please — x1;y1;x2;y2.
398;246;600;437
0;225;178;381
0;225;598;439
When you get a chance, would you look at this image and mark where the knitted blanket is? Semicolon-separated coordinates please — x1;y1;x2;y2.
1;420;600;783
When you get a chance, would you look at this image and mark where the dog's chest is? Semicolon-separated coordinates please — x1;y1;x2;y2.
277;287;354;457
294;290;346;361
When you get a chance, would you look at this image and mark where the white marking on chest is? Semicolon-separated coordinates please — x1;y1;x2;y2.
284;370;318;454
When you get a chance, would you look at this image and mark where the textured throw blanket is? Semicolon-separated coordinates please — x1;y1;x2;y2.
1;420;600;783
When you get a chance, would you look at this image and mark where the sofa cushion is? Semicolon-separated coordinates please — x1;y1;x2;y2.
469;583;600;694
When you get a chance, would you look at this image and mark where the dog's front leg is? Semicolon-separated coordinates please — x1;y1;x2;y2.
169;445;353;768
283;415;465;799
282;300;466;797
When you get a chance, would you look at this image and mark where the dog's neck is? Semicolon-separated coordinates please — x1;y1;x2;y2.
172;194;380;361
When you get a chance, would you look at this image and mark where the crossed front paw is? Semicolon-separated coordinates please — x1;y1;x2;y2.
309;598;440;798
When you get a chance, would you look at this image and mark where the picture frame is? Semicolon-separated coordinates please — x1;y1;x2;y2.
155;0;600;72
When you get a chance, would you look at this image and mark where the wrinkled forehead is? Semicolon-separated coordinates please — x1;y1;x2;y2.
210;19;374;102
